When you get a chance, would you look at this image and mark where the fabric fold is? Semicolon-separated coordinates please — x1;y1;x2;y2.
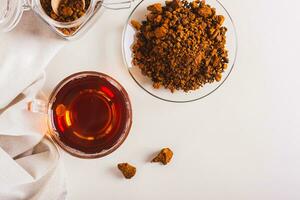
0;10;66;200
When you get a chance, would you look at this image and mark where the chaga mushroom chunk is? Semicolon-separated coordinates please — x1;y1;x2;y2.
152;148;173;165
117;163;136;179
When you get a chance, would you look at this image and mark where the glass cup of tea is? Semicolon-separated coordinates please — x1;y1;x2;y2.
28;71;132;158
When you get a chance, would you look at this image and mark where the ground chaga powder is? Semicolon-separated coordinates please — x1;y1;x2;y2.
40;0;91;35
131;0;229;92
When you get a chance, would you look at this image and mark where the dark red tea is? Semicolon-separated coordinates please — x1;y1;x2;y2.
50;74;131;155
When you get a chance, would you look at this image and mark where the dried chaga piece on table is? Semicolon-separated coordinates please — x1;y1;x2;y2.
117;163;137;179
152;148;173;165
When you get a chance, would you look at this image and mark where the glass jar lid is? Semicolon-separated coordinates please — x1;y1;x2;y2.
0;0;23;32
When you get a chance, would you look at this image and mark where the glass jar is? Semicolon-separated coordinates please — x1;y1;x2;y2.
0;0;133;40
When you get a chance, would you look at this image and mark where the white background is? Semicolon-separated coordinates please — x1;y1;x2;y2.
43;0;300;199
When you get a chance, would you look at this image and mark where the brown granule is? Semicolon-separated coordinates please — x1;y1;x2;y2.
40;0;91;35
117;163;136;179
147;3;163;13
131;20;142;31
41;0;90;22
131;0;229;92
152;148;173;165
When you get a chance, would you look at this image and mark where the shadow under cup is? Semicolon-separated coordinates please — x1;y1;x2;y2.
32;71;132;159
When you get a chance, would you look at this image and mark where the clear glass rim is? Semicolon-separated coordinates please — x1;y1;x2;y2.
0;0;23;32
47;71;133;159
122;0;238;103
33;0;98;28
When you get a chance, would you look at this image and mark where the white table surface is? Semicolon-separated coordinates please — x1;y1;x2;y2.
42;0;300;199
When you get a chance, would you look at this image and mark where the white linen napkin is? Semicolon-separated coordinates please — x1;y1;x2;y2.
0;11;66;200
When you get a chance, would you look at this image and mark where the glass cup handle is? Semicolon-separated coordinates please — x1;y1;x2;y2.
27;99;48;114
102;0;134;10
